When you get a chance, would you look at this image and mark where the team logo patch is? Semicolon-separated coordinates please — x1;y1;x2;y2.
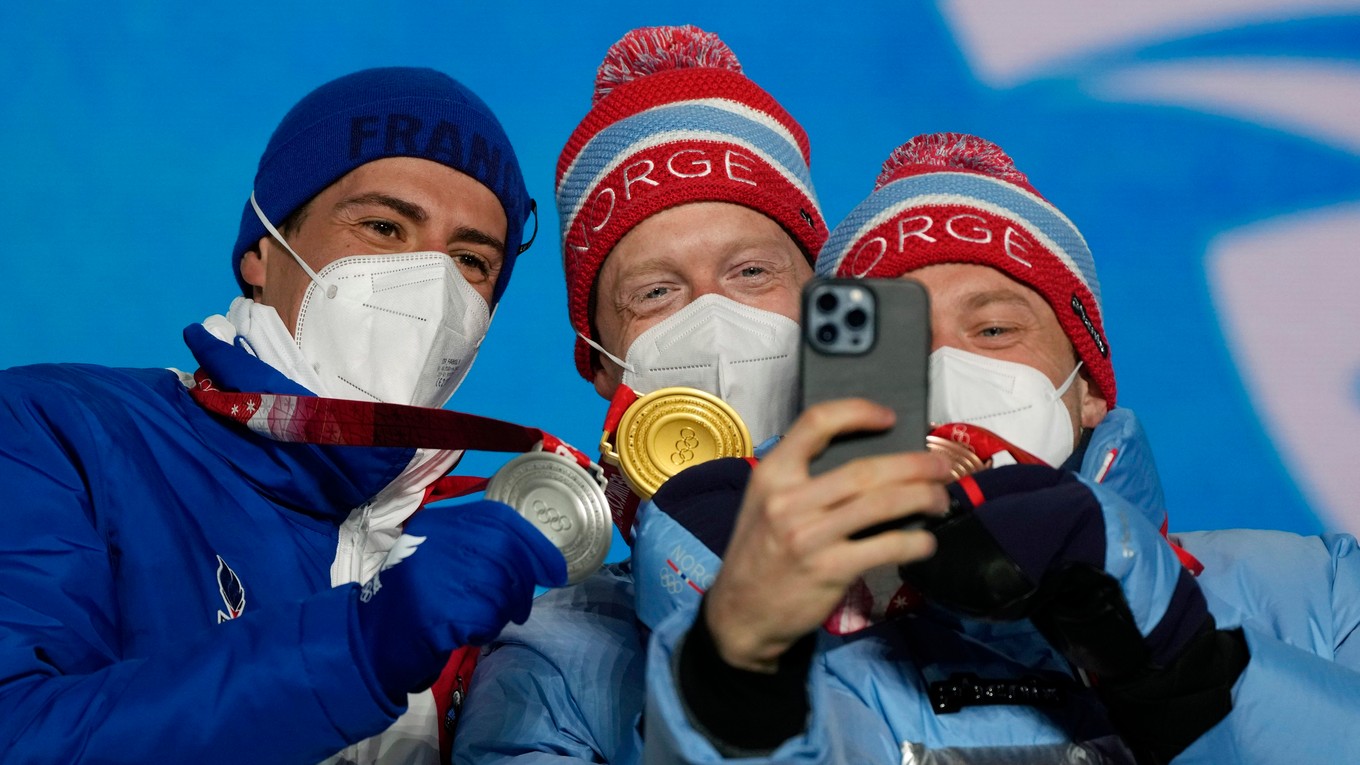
215;555;246;623
661;543;714;596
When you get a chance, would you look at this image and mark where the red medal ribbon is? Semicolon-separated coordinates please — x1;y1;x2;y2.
190;370;596;501
597;384;643;543
929;422;1047;466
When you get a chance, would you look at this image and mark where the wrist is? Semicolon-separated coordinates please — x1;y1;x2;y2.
677;597;816;755
704;583;788;673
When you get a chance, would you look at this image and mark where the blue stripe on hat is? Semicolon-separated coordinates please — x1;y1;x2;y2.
818;172;1100;307
556;101;813;230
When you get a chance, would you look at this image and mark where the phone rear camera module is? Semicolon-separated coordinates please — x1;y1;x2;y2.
805;280;877;355
815;291;839;314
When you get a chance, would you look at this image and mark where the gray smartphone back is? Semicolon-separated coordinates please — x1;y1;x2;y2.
800;278;931;476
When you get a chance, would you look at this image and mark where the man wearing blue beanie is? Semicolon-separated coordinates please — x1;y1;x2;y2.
0;67;564;765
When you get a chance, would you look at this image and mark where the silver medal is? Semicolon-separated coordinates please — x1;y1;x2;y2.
485;450;612;585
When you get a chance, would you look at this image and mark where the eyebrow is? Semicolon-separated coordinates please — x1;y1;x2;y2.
962;289;1035;312
335;193;505;256
451;225;506;257
335;192;429;223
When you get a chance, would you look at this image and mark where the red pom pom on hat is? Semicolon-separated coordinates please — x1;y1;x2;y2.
594;25;743;104
875;132;1031;190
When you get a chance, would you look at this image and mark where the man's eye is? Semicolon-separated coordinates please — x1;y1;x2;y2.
739;265;767;277
641;286;670;301
455;253;490;280
364;220;400;237
979;326;1009;338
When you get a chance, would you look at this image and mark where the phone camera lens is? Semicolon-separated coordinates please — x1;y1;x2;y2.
844;308;867;329
816;323;839;345
815;291;839;314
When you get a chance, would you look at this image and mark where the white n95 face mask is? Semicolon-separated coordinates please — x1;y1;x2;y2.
928;346;1083;467
251;193;490;408
589;293;800;446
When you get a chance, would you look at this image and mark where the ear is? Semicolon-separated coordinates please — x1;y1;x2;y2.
1079;370;1109;430
239;237;271;299
592;355;622;401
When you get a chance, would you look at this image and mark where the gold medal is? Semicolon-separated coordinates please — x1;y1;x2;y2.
600;387;753;499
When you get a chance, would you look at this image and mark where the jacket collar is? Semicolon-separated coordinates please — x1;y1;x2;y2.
1076;407;1168;531
180;323;415;524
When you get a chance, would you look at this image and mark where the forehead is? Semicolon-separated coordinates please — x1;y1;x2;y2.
318;157;501;216
598;201;800;284
908;262;1049;310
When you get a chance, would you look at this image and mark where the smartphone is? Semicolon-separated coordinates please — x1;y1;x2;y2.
800;277;930;478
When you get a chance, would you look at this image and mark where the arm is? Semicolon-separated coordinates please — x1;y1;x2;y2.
452;569;646;765
453;643;616;764
1169;532;1360;764
0;377;563;764
1170;625;1360;764
642;607;902;765
642;399;951;761
0;404;395;764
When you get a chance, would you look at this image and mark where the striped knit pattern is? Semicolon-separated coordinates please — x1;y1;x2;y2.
557;34;828;379
816;138;1116;405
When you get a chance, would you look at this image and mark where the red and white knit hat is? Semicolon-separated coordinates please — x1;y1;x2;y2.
557;25;828;379
816;133;1115;405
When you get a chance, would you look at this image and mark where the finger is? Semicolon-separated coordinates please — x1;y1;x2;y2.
808;480;950;545
752;481;946;567
822;528;940;582
766;399;895;471
793;450;952;514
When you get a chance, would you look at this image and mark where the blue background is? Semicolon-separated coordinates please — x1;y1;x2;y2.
4;2;1358;544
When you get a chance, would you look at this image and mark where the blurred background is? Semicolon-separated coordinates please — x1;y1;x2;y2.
4;0;1358;548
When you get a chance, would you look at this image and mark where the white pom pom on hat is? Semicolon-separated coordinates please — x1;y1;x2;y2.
594;25;743;104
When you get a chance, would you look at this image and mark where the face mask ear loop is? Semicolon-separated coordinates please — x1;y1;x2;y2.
578;332;635;374
1053;361;1084;400
250;191;337;299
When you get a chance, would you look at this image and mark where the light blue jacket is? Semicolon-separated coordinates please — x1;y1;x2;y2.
452;563;646;764
642;409;1360;763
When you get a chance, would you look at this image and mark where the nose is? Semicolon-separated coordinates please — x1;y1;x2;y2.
411;232;448;254
689;274;729;303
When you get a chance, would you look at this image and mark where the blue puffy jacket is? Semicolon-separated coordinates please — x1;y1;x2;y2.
0;324;416;764
640;409;1360;764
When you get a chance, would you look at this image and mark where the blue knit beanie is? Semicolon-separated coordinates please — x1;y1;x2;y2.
231;67;534;304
